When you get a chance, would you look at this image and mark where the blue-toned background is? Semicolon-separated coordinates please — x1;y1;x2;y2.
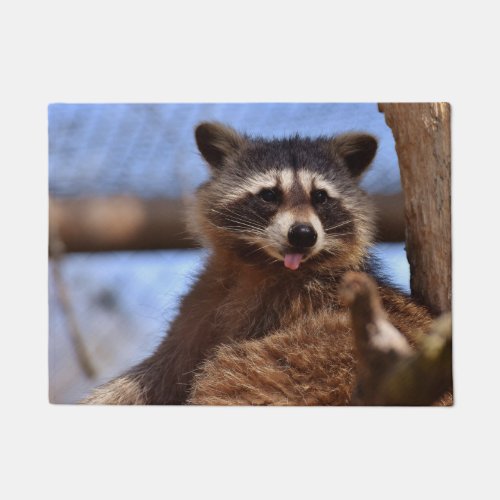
48;103;409;403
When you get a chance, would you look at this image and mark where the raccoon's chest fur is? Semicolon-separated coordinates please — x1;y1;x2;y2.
208;265;342;341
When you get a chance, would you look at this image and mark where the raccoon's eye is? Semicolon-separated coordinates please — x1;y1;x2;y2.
311;189;328;204
259;188;279;203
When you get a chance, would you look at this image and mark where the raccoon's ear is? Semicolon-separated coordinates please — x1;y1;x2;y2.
195;122;246;171
331;133;378;178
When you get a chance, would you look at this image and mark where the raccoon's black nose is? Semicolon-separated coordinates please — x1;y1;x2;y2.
288;224;317;248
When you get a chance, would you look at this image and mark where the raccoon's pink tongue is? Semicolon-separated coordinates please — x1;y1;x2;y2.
284;253;303;271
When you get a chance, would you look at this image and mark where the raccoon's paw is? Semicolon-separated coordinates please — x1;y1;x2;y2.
339;271;453;406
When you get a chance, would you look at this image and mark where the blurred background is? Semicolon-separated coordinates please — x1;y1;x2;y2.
48;103;409;403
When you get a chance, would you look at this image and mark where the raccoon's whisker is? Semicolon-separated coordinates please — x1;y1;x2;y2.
225;223;268;235
263;256;280;265
328;218;360;228
209;209;267;232
331;232;356;238
212;206;269;225
207;219;268;237
206;220;241;233
220;212;267;227
243;209;269;224
229;205;269;223
244;242;276;257
211;217;266;233
323;219;359;232
218;217;264;229
321;248;339;257
323;234;356;247
210;222;264;234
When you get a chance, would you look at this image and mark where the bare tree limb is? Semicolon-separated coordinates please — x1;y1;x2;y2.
49;220;96;379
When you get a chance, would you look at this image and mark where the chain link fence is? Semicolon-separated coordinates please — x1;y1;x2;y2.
48;103;407;403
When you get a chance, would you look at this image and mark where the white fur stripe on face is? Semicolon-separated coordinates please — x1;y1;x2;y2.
297;169;340;199
297;170;314;194
223;167;340;203
271;209;296;238
279;169;295;192
238;168;296;195
222;169;282;202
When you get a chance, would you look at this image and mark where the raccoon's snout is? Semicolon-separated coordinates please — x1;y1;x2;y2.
288;224;317;248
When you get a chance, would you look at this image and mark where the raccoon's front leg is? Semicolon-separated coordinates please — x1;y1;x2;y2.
188;312;356;406
81;266;232;405
81;330;214;404
340;272;453;406
81;343;204;404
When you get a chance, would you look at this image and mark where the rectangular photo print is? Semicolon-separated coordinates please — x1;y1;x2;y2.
48;102;452;405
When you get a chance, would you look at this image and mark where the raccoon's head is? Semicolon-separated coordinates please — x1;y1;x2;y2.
191;122;377;273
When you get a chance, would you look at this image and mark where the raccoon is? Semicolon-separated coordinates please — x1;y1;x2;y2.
82;122;433;405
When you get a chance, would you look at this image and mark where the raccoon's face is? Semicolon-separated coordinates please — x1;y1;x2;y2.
192;122;377;272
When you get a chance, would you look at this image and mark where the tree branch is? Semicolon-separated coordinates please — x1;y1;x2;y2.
49;220;96;379
341;272;452;405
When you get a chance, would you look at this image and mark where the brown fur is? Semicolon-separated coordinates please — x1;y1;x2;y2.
82;123;446;406
187;285;434;405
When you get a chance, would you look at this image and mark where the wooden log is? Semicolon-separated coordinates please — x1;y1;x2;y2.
49;193;405;253
49;196;198;253
379;103;451;314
